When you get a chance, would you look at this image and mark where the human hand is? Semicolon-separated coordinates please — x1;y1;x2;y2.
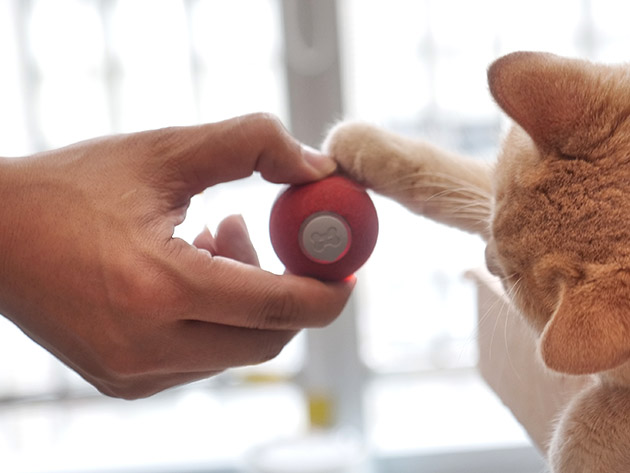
0;113;355;399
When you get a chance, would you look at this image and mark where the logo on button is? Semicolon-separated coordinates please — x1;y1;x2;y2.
300;212;351;264
311;227;343;252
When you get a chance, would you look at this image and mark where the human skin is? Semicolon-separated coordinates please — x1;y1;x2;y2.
0;113;355;399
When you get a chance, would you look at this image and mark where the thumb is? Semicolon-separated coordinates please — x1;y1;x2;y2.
155;113;337;194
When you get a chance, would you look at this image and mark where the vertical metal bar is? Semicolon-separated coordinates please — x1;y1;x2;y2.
280;0;367;435
297;295;369;433
280;0;343;148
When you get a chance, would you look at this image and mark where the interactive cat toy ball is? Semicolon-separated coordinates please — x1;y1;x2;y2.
269;175;379;281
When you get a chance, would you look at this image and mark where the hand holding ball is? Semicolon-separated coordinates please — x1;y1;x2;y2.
269;175;378;281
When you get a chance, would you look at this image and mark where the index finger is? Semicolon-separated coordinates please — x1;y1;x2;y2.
156;113;338;194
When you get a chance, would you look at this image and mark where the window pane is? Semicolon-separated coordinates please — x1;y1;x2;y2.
341;0;491;372
29;0;110;147
365;370;531;455
38;76;110;148
357;196;484;372
191;0;288;123
0;0;29;155
1;383;306;472
591;1;630;61
112;0;195;131
30;0;104;72
0;317;72;398
495;0;581;55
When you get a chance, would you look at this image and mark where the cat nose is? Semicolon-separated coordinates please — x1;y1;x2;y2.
484;239;503;277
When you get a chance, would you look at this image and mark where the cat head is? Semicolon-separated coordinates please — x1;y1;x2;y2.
485;52;630;375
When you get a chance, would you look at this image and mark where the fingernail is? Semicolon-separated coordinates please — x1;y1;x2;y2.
302;145;337;176
345;274;358;289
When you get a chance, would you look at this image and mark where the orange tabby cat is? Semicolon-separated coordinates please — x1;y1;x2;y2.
324;51;630;472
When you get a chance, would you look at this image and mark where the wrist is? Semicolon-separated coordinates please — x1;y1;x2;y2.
0;157;28;318
0;157;18;248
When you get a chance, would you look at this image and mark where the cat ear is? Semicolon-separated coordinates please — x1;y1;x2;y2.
540;272;630;374
487;51;616;157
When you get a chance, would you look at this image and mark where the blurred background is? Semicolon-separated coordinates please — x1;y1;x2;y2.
0;0;628;472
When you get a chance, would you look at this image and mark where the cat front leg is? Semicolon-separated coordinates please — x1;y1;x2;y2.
323;122;494;240
548;381;630;473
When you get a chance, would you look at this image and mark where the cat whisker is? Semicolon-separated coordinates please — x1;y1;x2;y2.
488;291;509;363
399;190;492;209
465;279;509;360
398;194;492;210
449;205;492;219
376;180;492;199
375;175;491;194
425;187;488;203
452;200;493;212
374;184;492;205
482;272;521;369
373;168;493;198
503;277;526;386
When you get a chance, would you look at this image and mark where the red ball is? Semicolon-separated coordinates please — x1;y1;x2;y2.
269;175;379;281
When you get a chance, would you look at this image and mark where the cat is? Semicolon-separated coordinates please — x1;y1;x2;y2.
323;51;630;473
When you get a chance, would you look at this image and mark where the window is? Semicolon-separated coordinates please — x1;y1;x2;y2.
2;1;629;472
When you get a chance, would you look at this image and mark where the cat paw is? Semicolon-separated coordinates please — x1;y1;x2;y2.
322;121;386;186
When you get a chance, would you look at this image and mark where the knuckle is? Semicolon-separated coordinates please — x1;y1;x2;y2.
255;285;302;329
125;126;184;175
142;126;183;158
248;112;283;131
242;112;287;144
